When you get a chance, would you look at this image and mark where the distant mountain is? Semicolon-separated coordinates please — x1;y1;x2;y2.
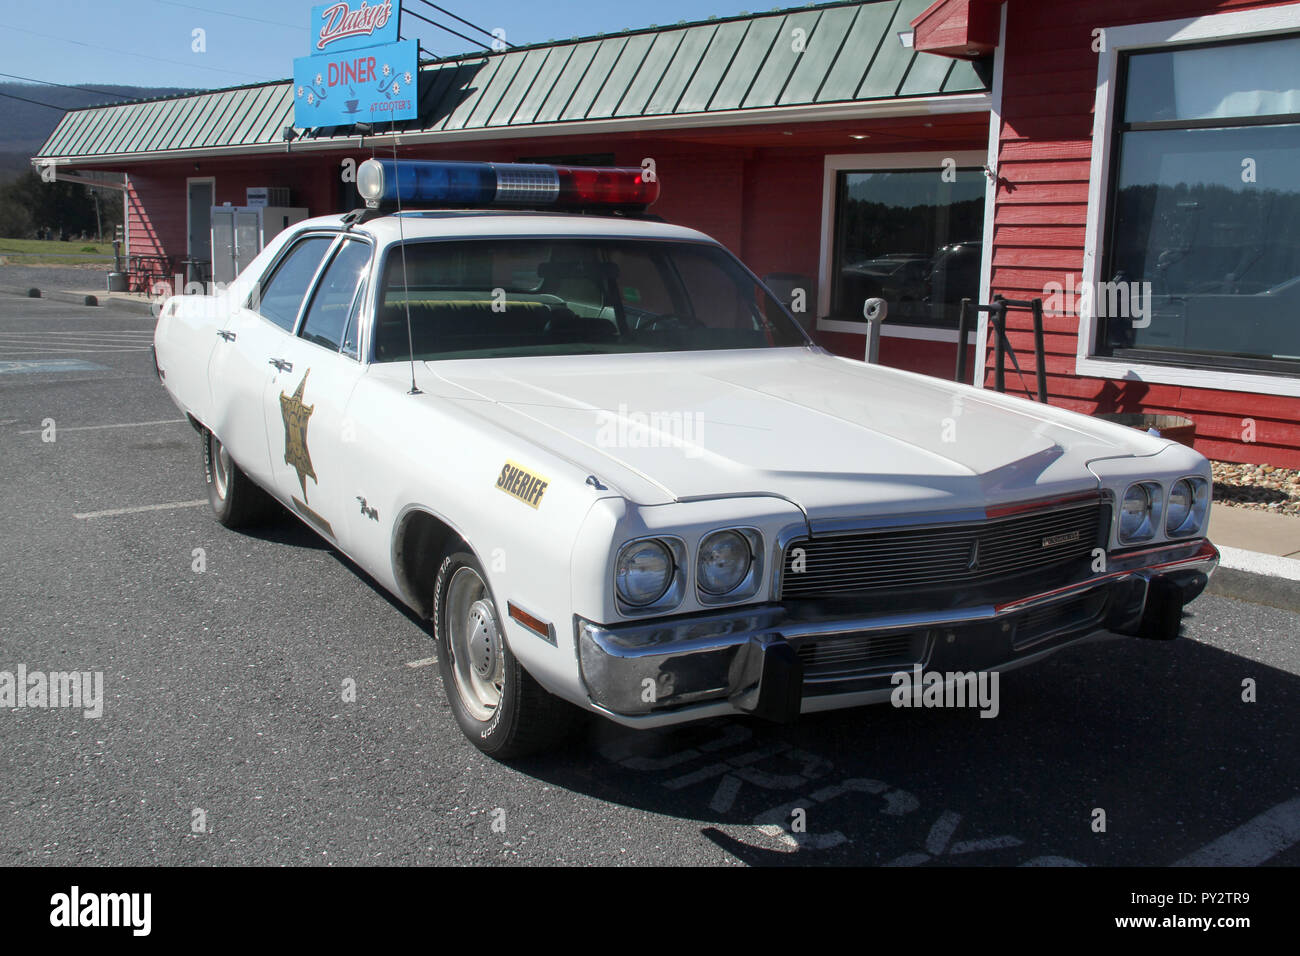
0;83;194;181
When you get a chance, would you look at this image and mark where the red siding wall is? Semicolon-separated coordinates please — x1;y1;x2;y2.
992;0;1300;467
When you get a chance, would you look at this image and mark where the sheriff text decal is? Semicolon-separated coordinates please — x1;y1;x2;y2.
496;461;549;509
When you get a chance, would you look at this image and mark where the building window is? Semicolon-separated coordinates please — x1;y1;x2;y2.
1100;32;1300;375
829;167;985;329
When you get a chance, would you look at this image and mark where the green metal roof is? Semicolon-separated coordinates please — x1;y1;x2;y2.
36;0;986;164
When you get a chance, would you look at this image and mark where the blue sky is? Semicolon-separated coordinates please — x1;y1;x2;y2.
3;0;797;89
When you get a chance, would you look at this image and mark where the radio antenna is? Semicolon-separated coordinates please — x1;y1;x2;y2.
389;122;421;395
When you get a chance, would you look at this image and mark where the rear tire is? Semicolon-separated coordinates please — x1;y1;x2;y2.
203;428;276;528
434;549;581;758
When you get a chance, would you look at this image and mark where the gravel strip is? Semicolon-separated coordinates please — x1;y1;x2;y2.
1212;460;1300;517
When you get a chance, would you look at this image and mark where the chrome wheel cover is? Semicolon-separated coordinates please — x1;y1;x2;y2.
445;566;504;721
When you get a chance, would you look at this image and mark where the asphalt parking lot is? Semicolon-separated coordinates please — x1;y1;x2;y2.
0;292;1297;867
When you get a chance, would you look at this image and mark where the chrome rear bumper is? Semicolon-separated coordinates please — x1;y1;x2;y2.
576;539;1218;728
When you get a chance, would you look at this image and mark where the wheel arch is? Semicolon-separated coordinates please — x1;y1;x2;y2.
391;506;478;619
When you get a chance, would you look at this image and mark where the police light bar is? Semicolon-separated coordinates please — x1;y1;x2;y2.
355;159;659;210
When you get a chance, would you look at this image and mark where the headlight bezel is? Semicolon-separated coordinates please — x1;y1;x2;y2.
614;535;686;614
1119;481;1164;543
1166;476;1210;538
695;527;764;604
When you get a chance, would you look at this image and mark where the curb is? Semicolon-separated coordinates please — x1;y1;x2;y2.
0;285;156;317
1206;545;1300;613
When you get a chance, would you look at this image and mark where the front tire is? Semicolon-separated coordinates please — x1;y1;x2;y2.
434;549;580;758
203;429;276;528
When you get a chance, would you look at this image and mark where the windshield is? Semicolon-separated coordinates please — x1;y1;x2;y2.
371;238;807;361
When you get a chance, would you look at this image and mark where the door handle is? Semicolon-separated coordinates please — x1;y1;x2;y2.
268;358;293;372
216;330;236;342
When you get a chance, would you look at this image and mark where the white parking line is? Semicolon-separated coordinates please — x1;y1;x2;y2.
0;338;151;347
19;419;185;434
1173;796;1300;866
74;499;207;520
0;351;149;358
405;656;438;668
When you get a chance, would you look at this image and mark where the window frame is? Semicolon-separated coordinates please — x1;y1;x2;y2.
1079;5;1300;397
246;229;343;334
296;234;375;360
817;150;987;343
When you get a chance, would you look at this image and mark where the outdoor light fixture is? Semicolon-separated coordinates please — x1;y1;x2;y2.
281;127;298;142
353;123;374;136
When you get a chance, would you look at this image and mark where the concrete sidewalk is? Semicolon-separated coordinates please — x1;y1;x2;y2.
1206;506;1300;612
0;284;155;316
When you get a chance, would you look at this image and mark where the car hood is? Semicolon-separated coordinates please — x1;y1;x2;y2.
419;348;1163;525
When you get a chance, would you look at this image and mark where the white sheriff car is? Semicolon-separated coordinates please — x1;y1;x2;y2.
154;158;1219;758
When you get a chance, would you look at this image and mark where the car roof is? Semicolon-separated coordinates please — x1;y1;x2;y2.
298;210;717;245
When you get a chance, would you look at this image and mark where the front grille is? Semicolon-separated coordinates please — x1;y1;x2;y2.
796;631;925;681
1014;590;1109;650
781;500;1105;600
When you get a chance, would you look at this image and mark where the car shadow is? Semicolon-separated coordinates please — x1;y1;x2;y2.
503;609;1300;867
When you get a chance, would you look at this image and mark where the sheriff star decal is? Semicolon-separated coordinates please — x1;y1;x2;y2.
279;369;333;538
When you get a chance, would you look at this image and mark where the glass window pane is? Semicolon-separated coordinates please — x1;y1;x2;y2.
301;240;371;351
832;168;984;328
256;236;333;331
373;239;804;360
1124;35;1300;123
1106;123;1300;363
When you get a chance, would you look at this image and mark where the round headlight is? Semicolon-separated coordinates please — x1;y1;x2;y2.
697;530;752;595
1167;477;1208;536
1120;484;1152;541
1167;479;1193;532
616;539;673;606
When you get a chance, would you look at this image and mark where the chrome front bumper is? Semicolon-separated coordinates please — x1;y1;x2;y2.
576;539;1218;728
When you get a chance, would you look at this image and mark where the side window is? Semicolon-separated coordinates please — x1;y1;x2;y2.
300;239;371;352
254;235;334;331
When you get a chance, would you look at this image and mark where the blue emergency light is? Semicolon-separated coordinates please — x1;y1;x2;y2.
355;158;659;209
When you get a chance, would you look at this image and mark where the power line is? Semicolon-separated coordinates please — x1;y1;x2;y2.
147;0;301;30
0;71;138;101
0;89;67;111
7;24;277;82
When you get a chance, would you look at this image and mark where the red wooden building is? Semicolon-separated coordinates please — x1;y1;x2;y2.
32;0;1300;466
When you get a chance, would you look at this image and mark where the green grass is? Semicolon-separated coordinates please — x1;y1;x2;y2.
0;237;115;265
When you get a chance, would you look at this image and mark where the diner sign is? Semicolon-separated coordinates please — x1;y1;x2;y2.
293;1;416;128
311;1;399;54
